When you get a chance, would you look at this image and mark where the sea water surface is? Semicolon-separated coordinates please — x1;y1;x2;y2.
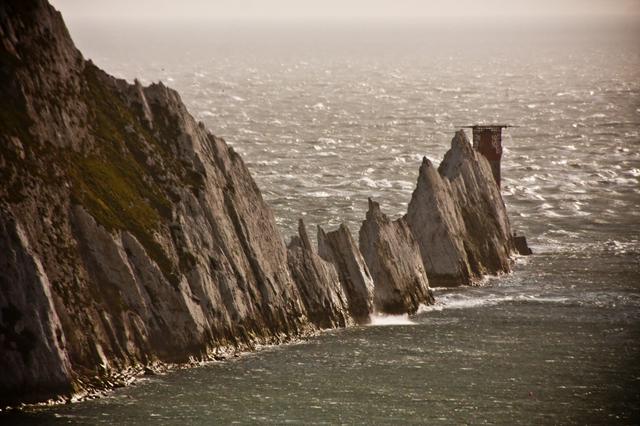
11;18;640;424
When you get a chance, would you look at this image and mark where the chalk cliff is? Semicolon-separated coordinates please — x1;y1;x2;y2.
1;0;310;405
0;0;524;407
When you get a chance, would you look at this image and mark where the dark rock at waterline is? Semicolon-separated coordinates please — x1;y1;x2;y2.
513;235;533;255
287;219;351;329
359;199;434;314
317;224;374;324
143;367;156;376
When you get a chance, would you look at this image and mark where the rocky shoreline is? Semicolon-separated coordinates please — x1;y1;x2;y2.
0;0;529;407
3;327;321;412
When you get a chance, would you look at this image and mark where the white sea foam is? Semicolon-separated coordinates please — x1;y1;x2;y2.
254;160;280;166
316;137;334;144
417;293;573;314
357;177;392;189
308;191;331;198
369;314;415;326
393;180;414;191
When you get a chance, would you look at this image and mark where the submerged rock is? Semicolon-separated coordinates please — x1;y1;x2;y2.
317;224;374;324
287;220;351;329
359;199;434;314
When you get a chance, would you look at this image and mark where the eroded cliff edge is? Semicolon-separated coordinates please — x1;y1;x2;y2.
0;0;525;406
1;0;310;405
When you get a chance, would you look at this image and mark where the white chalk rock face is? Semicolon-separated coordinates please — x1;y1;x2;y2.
359;199;434;314
287;220;352;329
407;131;515;286
438;131;514;276
317;224;374;324
0;212;73;404
406;156;474;286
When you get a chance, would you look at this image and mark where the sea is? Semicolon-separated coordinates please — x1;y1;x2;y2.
10;16;640;424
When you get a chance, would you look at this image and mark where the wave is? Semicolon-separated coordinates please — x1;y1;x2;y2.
534;237;640;256
417;293;573;314
357;177;393;189
369;313;415;326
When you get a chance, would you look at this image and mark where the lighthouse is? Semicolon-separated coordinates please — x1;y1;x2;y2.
464;124;513;188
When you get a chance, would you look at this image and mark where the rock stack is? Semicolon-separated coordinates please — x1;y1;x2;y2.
438;131;514;276
359;199;434;314
287;220;351;329
317;224;374;325
406;156;474;286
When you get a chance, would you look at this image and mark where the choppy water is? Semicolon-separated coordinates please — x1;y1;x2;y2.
9;19;640;423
